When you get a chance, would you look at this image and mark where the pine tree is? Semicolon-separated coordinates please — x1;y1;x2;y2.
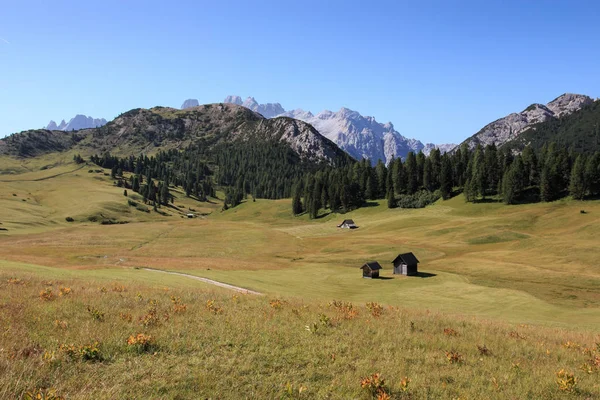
540;166;552;202
292;187;303;215
569;154;586;200
386;189;396;209
405;152;418;195
440;157;453;200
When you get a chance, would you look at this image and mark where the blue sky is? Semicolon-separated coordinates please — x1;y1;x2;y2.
1;0;599;144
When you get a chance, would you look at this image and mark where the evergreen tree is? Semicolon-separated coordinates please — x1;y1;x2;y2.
440;156;453;200
569;154;587;200
405;152;418;194
292;187;303;215
386;189;396;209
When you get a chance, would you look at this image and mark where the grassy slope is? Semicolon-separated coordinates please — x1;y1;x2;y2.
1;264;598;399
2;158;600;398
1;158;600;329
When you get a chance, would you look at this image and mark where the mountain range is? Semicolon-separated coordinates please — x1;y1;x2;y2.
3;104;349;165
30;92;599;164
46;115;107;132
218;96;454;164
458;93;594;150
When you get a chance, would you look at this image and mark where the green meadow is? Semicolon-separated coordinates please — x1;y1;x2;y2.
1;158;599;398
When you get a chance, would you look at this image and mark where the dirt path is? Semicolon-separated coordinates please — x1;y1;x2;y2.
141;268;262;295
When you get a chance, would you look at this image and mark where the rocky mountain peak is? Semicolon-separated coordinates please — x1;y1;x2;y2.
459;93;594;150
223;95;243;105
46;116;105;131
242;97;259;109
181;99;200;109
546;93;593;117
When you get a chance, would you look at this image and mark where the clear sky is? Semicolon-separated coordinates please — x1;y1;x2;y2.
1;0;599;144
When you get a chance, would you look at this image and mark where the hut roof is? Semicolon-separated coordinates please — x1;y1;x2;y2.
361;261;383;271
392;252;419;265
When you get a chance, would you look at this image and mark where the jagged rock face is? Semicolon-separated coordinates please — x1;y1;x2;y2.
460;93;593;149
225;95;453;164
238;96;285;118
283;107;427;164
223;95;243;105
46;116;106;131
89;104;348;164
64;115;107;131
181;99;200;109
546;93;593;117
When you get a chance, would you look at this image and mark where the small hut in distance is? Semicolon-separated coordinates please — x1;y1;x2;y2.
392;252;419;276
360;261;382;279
338;219;357;229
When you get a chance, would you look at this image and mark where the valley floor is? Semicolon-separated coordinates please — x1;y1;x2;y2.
1;159;599;398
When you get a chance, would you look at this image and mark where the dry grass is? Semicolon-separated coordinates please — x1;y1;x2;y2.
0;268;599;399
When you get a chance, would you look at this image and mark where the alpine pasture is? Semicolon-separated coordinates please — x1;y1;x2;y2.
1;159;599;398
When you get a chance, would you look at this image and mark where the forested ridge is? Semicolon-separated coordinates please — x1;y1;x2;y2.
89;139;345;209
292;142;600;218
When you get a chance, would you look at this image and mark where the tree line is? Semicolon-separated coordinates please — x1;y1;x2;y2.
292;143;600;218
89;140;328;209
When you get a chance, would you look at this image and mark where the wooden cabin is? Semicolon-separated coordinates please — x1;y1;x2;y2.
338;219;357;229
391;252;419;276
360;261;382;279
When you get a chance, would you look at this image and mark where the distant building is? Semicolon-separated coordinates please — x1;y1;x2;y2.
337;219;357;229
392;253;419;276
360;261;382;279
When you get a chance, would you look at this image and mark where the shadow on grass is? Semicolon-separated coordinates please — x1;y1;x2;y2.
415;272;437;278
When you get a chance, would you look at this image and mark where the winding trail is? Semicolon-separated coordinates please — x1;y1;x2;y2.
141;268;262;295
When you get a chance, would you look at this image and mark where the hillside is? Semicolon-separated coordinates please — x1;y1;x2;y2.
1;161;600;398
458;93;594;150
1;103;351;166
222;95;456;163
504;99;600;152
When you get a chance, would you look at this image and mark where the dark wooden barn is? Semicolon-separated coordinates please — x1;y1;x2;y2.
337;219;357;229
391;252;419;276
360;261;382;279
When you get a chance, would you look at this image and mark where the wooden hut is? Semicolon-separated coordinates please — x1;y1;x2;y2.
360;261;382;279
337;219;357;229
391;253;419;276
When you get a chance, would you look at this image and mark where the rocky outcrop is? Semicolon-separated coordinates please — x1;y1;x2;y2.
224;95;453;164
181;99;200;109
46;116;106;131
459;93;593;149
223;95;243;105
240;96;286;118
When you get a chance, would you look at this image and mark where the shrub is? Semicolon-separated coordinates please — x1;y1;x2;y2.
555;369;577;392
366;302;383;318
397;190;441;209
39;288;54;301
23;388;64;400
126;333;155;353
128;199;138;207
87;306;105;321
360;373;389;399
445;350;464;364
65;217;74;222
140;307;160;327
